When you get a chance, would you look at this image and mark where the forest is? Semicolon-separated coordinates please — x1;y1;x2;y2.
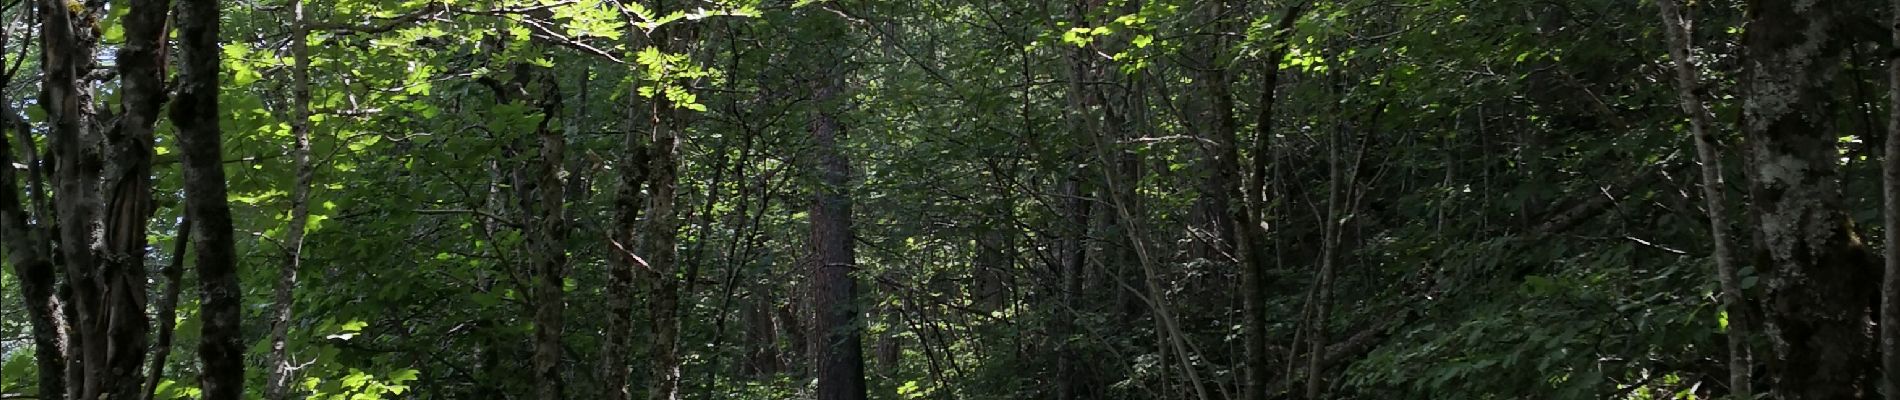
3;0;1900;398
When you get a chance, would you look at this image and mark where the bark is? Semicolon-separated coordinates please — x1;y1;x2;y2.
1053;174;1090;400
1885;0;1900;395
973;227;1011;311
40;0;107;396
642;95;683;400
1742;1;1876;398
1054;2;1102;396
47;0;162;394
1305;125;1346;400
173;0;246;394
109;0;172;398
522;72;568;400
0;102;66;400
1238;5;1303;400
807;16;868;398
1191;0;1241;264
1055;39;1093;400
482;34;568;399
600;88;649;400
265;1;316;397
142;218;188;400
1654;1;1753;398
743;284;782;376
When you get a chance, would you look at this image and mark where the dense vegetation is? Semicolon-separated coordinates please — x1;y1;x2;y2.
2;0;1898;398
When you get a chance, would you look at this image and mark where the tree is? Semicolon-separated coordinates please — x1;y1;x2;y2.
1884;0;1900;394
1655;0;1753;397
1742;0;1876;398
173;0;247;394
264;0;318;395
804;6;868;400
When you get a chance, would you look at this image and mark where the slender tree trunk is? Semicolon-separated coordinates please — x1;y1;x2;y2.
1305;123;1345;400
1053;173;1090;400
1742;1;1877;398
263;1;315;397
1055;1;1100;396
1884;0;1900;395
1243;6;1302;400
1191;1;1241;264
1655;1;1753;398
600;88;649;400
807;13;868;398
143;218;188;400
525;75;569;400
643;96;684;400
0;102;66;400
174;0;246;394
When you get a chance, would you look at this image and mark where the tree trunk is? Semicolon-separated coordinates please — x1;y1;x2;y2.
1742;1;1876;398
1655;1;1754;398
643;96;684;400
807;14;868;398
174;0;246;394
1240;4;1304;399
1053;173;1090;400
600;88;649;400
0;102;66;400
1305;124;1345;400
40;0;107;396
47;0;163;395
973;226;1011;311
1884;0;1900;395
519;71;568;400
113;0;181;393
266;1;316;397
143;218;189;400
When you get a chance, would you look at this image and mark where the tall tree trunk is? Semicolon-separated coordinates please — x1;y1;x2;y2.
43;0;165;394
1655;1;1753;398
1742;1;1876;398
600;83;650;400
1053;173;1090;400
1055;2;1101;396
521;70;568;400
1240;5;1304;400
174;0;246;394
0;102;66;400
40;0;107;395
111;0;176;396
643;93;684;400
1190;1;1240;264
1884;0;1900;395
264;0;313;388
265;0;316;396
807;13;868;398
97;0;172;395
1305;123;1345;400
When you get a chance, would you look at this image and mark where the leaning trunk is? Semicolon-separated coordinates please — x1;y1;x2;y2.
143;218;189;400
1655;1;1754;397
